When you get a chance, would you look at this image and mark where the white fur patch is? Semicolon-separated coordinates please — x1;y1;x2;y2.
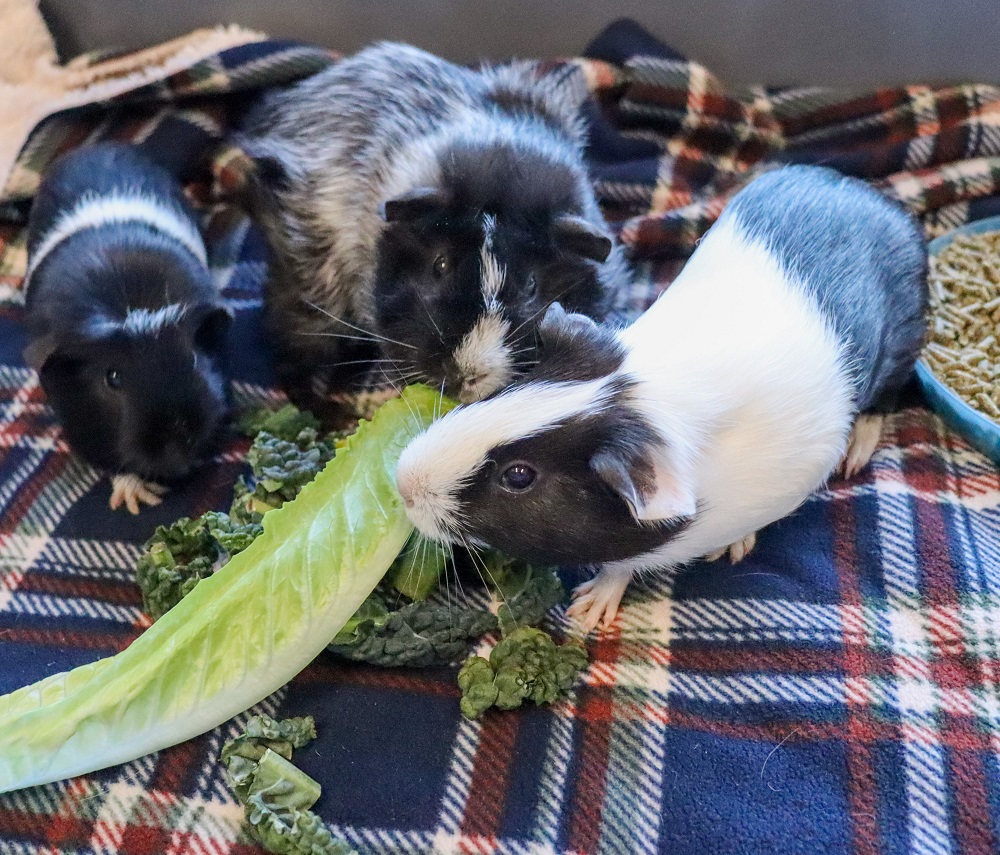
26;192;207;284
452;311;512;402
396;377;612;541
479;242;505;301
482;213;497;251
607;211;856;575
121;304;187;336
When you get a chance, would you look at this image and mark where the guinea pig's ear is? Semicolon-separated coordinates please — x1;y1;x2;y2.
539;301;602;342
552;215;613;263
591;447;696;523
22;334;62;372
191;304;234;355
379;187;448;222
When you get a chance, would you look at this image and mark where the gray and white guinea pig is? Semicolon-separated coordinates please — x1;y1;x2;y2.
24;142;233;513
235;41;628;419
395;165;929;631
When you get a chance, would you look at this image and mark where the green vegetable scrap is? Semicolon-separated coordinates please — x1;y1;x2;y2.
204;511;264;555
386;533;448;601
221;714;356;855
328;590;498;668
457;627;588;720
135;512;262;619
231;430;337;524
238;403;322;442
486;554;566;635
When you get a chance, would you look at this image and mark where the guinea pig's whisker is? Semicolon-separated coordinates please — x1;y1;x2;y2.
445;544;472;607
456;532;515;624
303;300;416;350
297;331;385;346
401;535;422;601
415;290;445;344
319;358;399;369
435;537;453;612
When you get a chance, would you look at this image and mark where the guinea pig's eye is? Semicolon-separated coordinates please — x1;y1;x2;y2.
105;368;123;390
525;273;538;298
500;462;537;492
432;254;451;278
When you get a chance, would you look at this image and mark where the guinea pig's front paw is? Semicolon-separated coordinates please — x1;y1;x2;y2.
109;474;169;515
704;531;757;564
566;566;633;633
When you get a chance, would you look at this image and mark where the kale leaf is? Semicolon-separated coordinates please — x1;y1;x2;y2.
221;714;356;855
457;626;588;720
327;589;497;668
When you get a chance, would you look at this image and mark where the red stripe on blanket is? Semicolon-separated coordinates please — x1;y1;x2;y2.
295;659;461;698
567;630;623;853
0;451;71;534
780;89;910;138
831;495;881;855
670;645;893;676
16;572;143;607
0;626;140;651
459;713;520;842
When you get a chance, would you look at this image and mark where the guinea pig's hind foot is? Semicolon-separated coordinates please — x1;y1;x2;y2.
838;413;885;479
566;566;633;633
110;474;169;515
704;531;758;564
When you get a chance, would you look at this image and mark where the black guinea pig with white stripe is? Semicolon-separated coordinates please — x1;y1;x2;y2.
395;165;929;631
24;142;232;514
236;42;627;420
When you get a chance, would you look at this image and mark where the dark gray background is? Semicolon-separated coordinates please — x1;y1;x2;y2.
38;0;1000;89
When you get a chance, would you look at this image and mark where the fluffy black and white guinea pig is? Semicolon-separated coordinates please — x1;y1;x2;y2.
23;142;233;514
236;41;628;420
395;165;929;631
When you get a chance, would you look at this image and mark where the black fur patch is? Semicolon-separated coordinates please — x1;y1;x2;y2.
530;304;626;383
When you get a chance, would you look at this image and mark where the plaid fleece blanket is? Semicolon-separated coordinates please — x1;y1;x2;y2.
2;17;1000;855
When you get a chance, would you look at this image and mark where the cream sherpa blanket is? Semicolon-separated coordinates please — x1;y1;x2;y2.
0;0;263;199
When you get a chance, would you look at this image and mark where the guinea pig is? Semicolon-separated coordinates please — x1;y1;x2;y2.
394;165;929;631
235;41;628;420
23;142;233;514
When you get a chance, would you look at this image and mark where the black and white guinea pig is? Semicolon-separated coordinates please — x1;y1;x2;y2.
236;41;628;420
24;142;232;514
395;165;929;631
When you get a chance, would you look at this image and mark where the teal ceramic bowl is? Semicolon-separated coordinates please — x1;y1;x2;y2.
915;215;1000;465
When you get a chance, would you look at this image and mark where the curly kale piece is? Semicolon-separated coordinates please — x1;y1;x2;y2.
221;715;356;855
135;512;263;619
203;510;263;555
457;627;588;720
230;429;338;524
135;517;219;619
325;549;566;668
482;553;566;634
238;404;322;442
328;590;498;667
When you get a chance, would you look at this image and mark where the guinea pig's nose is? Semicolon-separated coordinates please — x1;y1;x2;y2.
396;470;414;507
